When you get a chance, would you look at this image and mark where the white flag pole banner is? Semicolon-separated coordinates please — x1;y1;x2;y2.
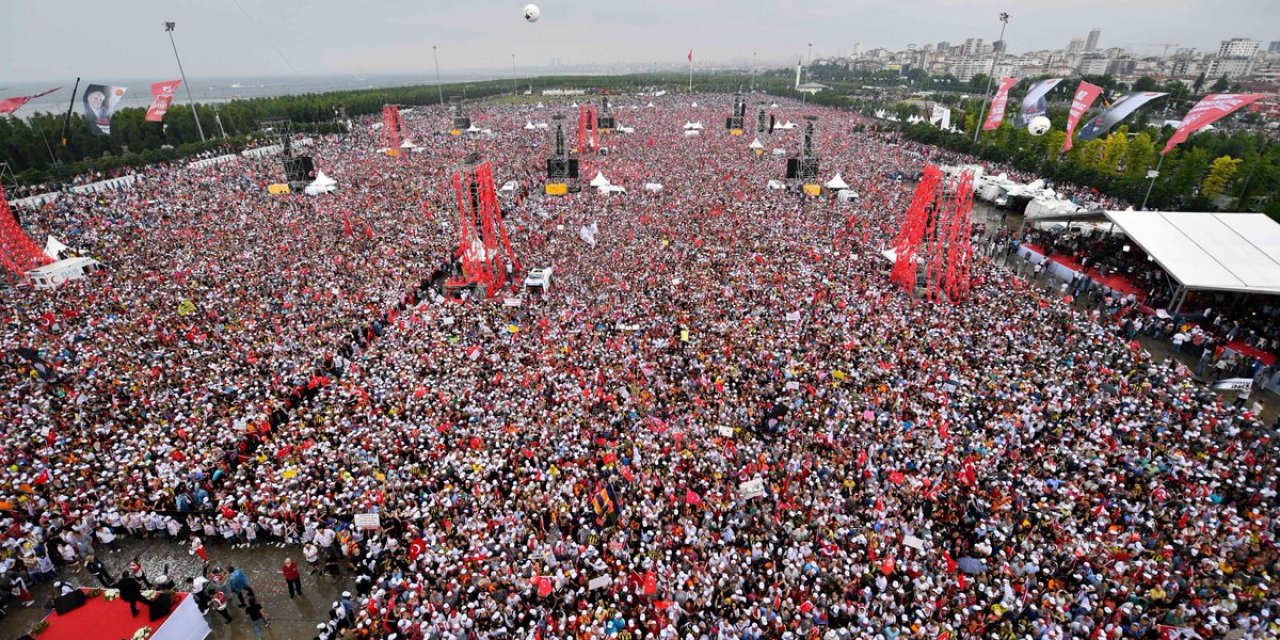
739;478;766;500
1212;378;1253;393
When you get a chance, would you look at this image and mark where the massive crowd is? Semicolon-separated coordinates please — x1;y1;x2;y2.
2;95;1278;640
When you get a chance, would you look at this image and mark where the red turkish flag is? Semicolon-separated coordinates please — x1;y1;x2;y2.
145;80;183;122
408;537;427;561
687;50;693;63
643;572;658;596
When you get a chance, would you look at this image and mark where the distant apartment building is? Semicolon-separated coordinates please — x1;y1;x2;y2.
1085;28;1102;52
1208;56;1255;79
1219;38;1260;58
1067;38;1086;54
1270;41;1280;54
948;57;994;82
1078;55;1112;75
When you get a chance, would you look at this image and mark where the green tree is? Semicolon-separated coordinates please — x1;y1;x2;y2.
1193;72;1206;93
969;74;991;91
1201;155;1242;198
1132;76;1160;91
1124;133;1158;179
1101;129;1129;174
1211;75;1230;92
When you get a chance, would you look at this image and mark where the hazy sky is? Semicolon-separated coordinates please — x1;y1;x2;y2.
3;0;1279;82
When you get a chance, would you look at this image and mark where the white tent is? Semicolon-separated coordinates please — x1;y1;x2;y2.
589;172;611;187
683;121;704;130
644;183;664;192
646;102;655;108
766;180;787;190
536;102;545;108
400;138;417;149
691;101;698;107
304;170;338;196
523;121;536;130
1103;211;1280;297
26;257;101;290
774;121;797;130
465;124;483;133
824;173;850;190
748;138;764;150
44;236;70;261
837;189;858;203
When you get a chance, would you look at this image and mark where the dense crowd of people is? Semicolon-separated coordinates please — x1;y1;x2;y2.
2;94;1278;639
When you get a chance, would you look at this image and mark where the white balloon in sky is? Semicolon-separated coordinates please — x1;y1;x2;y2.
523;4;540;22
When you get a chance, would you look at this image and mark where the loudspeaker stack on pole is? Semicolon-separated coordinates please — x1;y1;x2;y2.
577;104;598;154
449;97;471;136
784;115;820;195
726;92;746;136
545;115;578;196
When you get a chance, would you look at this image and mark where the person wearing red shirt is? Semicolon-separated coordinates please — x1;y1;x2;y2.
282;557;302;598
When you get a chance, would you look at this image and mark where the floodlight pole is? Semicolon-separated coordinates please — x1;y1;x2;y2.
164;22;206;142
972;12;1009;142
512;53;518;95
433;45;445;106
752;51;757;92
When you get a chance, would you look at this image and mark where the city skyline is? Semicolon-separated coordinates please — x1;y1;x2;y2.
2;0;1279;82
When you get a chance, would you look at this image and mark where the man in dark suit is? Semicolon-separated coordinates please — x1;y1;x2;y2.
83;88;112;134
115;573;151;617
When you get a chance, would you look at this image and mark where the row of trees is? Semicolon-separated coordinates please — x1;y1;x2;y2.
902;111;1280;216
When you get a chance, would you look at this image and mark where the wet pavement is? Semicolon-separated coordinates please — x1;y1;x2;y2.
4;537;348;640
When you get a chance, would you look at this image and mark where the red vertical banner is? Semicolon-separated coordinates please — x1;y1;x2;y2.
145;79;183;122
1162;93;1266;154
982;77;1018;131
1061;81;1102;153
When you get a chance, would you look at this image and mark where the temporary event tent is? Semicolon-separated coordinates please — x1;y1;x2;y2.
1103;211;1280;311
682;121;705;130
824;173;850;190
748;138;764;150
26;257;102;290
303;170;338;196
589;172;610;187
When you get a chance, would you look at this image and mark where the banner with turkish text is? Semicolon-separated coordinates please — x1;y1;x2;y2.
1162;93;1266;154
83;84;127;136
0;87;61;115
982;78;1018;131
145;79;182;122
1015;78;1063;128
1078;92;1167;142
1062;81;1103;153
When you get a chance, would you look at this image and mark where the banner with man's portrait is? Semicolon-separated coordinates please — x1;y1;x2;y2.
83;84;127;136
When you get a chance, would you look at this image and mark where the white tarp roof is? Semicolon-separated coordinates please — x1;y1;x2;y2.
1104;211;1280;295
589;172;610;187
824;173;850;190
748;138;764;149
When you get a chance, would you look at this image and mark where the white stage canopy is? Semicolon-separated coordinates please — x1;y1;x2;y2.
1104;211;1280;296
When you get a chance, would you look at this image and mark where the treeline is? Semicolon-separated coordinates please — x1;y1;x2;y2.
902;114;1280;216
1;72;841;186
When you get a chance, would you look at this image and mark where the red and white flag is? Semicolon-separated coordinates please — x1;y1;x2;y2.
145;79;183;122
1162;93;1266;154
983;78;1018;131
0;87;60;115
687;50;693;63
1062;81;1102;153
1157;625;1203;640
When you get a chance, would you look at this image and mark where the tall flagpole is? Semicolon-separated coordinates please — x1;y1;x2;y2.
973;12;1010;142
688;49;693;92
164;22;206;142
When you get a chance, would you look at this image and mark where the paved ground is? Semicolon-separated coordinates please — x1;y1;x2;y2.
4;537;348;640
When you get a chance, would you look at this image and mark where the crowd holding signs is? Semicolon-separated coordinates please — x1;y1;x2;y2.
0;94;1276;640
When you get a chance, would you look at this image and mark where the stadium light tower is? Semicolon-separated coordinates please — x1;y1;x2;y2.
973;12;1010;142
164;22;206;142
